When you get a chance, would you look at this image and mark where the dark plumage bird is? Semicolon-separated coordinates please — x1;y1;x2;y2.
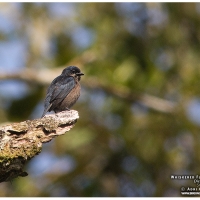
41;66;84;117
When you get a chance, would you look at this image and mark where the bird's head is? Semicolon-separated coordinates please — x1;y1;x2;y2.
62;66;84;81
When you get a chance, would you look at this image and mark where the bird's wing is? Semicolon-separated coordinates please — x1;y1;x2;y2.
50;76;75;103
41;75;75;117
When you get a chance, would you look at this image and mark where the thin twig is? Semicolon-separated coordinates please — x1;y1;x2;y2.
0;68;176;113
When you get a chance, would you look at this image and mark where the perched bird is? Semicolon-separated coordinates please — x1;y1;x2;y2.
41;66;84;117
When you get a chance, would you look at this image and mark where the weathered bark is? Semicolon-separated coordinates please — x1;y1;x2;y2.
0;110;79;183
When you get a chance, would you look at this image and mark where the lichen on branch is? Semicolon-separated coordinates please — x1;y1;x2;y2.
0;110;79;183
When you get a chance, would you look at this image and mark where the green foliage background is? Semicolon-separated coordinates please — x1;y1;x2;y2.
0;2;200;197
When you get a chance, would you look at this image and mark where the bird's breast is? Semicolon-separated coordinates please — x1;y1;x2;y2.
59;81;81;110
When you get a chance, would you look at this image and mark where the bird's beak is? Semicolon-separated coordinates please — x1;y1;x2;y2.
76;72;84;76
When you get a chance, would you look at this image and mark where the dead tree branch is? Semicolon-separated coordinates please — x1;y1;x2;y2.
0;110;79;183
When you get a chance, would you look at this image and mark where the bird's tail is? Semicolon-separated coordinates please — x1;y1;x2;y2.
41;110;47;118
41;103;52;118
41;112;46;118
